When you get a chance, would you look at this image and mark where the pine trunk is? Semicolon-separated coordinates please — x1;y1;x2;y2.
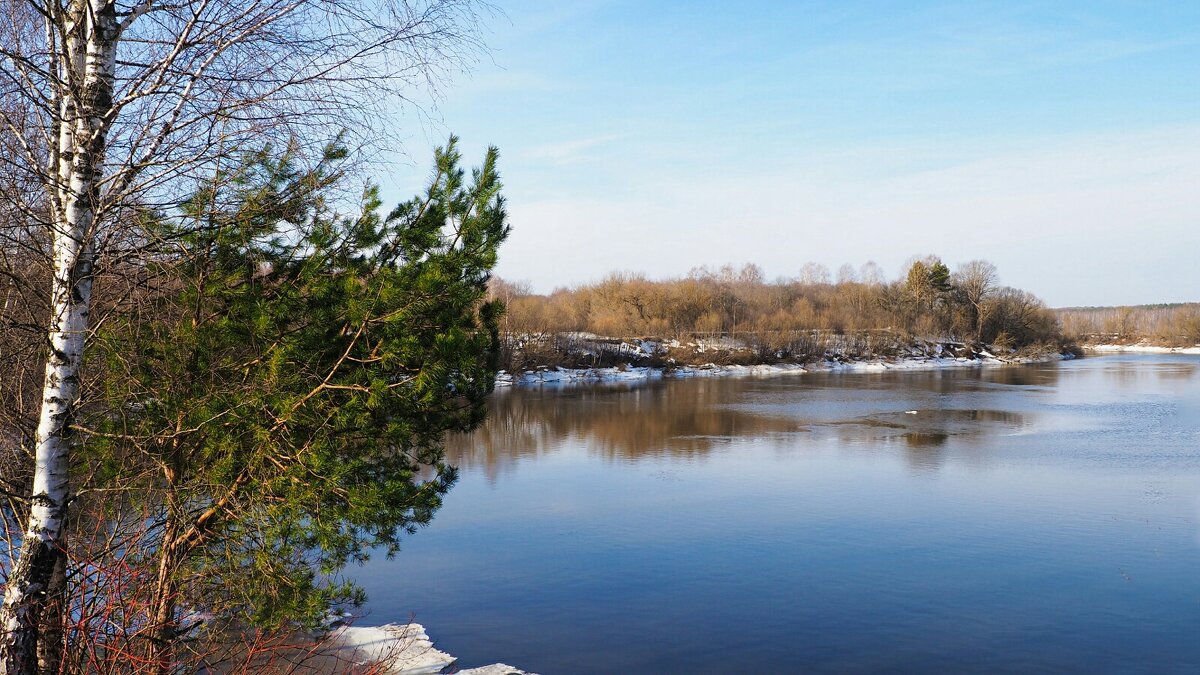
149;520;181;674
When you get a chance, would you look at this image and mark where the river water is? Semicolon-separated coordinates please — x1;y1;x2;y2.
355;354;1200;673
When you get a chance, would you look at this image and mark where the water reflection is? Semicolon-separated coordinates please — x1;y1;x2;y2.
447;381;805;480
359;355;1200;675
979;364;1061;387
905;431;949;447
1096;357;1198;384
450;370;1043;481
1156;363;1199;380
902;433;949;472
1050;354;1200;414
822;409;1028;443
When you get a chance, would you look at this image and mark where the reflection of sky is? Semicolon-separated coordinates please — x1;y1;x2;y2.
360;355;1200;674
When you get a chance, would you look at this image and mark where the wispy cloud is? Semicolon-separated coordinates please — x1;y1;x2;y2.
497;125;1200;306
521;134;623;165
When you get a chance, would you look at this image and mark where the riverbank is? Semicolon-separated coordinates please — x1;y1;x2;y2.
498;332;1077;388
497;339;1070;387
1084;343;1200;355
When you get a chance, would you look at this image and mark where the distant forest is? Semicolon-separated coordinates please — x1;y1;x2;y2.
1056;303;1200;344
491;257;1069;366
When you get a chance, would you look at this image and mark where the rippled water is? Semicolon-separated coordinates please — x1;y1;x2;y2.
354;354;1200;673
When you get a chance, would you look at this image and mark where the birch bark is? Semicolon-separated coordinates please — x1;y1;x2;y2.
0;2;116;671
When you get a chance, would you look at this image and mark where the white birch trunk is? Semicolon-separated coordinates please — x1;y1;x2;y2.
0;2;116;671
0;199;93;675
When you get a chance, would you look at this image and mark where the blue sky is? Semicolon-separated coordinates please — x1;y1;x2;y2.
380;0;1200;307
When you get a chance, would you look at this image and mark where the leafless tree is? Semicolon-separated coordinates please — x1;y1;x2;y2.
954;260;998;342
798;261;829;286
858;260;885;286
986;287;1056;347
0;0;489;671
835;263;858;285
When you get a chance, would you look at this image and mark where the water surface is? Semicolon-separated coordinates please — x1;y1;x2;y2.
355;354;1200;673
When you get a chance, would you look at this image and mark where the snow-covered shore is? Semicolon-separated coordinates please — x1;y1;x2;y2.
1085;343;1200;355
495;351;1063;387
322;622;534;674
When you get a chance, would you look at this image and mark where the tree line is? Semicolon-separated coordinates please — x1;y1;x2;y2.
492;257;1067;368
1056;304;1200;345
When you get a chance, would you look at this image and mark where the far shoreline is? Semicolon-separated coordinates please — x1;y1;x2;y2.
496;345;1071;388
1083;343;1200;355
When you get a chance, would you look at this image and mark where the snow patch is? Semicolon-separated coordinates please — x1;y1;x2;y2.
327;623;535;675
495;353;1065;388
495;366;666;387
1087;344;1200;355
457;666;533;675
326;623;453;674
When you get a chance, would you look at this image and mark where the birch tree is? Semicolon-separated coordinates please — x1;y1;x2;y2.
0;0;487;670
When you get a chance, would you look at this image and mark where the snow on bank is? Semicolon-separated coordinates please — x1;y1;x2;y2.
495;365;666;386
325;623;535;674
495;353;1060;388
1086;344;1200;355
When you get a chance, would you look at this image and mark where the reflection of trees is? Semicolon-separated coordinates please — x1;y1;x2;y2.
905;432;950;447
449;365;1054;481
446;380;803;480
903;433;948;472
983;364;1061;387
823;364;1061;393
1057;358;1200;397
820;408;1028;478
824;409;1027;445
1100;359;1199;384
821;408;1029;474
1154;363;1198;381
1097;361;1154;386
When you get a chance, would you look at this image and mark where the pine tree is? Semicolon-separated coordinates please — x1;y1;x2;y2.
70;137;508;669
928;261;953;294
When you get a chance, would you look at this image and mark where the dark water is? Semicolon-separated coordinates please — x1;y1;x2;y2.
354;354;1200;673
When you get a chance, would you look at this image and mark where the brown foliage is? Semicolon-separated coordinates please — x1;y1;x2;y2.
491;257;1066;369
1057;304;1200;346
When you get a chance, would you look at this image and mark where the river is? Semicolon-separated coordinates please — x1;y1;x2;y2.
354;353;1200;673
